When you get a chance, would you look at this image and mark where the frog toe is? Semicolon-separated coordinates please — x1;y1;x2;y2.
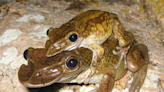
114;49;128;69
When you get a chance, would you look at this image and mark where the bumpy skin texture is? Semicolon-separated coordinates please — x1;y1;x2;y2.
45;10;132;83
18;31;149;92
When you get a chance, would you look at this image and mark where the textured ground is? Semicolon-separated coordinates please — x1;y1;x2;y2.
0;0;164;92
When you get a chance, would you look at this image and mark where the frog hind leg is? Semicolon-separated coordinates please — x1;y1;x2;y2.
129;64;148;92
127;43;149;72
126;43;149;92
98;67;116;92
78;44;104;84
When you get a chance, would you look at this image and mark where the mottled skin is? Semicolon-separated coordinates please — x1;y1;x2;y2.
45;10;132;83
18;31;149;92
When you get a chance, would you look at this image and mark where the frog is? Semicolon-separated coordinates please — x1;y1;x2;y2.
18;31;149;92
18;48;91;88
45;10;133;83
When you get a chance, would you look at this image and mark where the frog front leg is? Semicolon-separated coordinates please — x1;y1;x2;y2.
78;43;104;84
111;14;133;69
126;43;149;92
98;67;116;92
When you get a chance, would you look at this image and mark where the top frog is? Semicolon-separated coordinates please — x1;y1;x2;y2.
45;10;132;83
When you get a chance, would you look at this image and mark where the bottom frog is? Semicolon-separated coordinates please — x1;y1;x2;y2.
18;31;149;92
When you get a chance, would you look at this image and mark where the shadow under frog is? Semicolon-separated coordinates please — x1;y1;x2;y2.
18;31;149;92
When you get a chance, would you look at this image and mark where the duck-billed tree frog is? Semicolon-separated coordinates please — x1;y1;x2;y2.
45;10;132;83
18;31;148;92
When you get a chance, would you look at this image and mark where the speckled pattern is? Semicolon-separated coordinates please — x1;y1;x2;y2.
0;0;164;92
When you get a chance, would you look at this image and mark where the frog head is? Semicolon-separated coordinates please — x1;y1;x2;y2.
18;47;91;88
45;27;83;57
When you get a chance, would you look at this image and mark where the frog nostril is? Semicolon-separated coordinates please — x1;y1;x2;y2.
23;49;28;60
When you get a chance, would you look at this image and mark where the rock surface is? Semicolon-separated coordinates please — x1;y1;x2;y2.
0;0;164;92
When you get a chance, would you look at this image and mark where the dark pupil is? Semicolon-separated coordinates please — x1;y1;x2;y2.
68;59;78;68
23;49;28;60
69;34;78;42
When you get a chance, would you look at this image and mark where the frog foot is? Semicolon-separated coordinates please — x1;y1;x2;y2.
113;46;129;69
78;67;96;84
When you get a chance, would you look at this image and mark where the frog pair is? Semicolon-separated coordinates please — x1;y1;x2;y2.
18;10;149;92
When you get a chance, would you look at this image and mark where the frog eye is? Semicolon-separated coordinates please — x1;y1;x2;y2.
46;29;50;35
23;49;28;60
46;28;54;35
23;48;34;60
69;33;78;42
66;57;79;70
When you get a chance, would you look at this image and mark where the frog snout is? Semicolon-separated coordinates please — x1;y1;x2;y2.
46;42;67;57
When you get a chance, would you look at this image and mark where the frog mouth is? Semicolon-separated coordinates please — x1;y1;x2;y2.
46;38;83;57
65;38;83;51
18;48;66;88
18;60;66;88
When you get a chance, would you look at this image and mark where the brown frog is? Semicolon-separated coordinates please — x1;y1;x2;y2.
18;31;149;92
45;10;133;83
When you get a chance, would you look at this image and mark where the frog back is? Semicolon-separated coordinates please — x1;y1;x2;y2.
63;10;117;42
